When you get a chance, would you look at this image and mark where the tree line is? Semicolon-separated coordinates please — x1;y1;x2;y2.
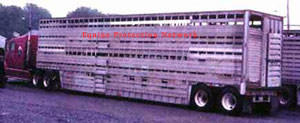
0;3;103;39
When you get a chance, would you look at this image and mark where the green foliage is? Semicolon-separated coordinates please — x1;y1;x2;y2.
24;3;52;30
0;4;104;39
0;3;51;39
67;7;102;18
0;5;26;39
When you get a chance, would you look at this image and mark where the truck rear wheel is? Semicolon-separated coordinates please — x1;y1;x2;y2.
191;85;214;112
218;87;243;115
32;72;43;88
43;72;60;91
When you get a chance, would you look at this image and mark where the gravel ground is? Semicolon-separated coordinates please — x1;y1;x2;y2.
1;82;300;123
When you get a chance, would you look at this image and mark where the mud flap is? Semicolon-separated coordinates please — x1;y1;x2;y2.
270;96;279;113
251;96;279;115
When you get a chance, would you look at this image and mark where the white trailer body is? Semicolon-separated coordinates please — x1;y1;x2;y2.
36;10;283;114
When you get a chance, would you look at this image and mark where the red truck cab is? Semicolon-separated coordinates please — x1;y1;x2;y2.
5;31;38;81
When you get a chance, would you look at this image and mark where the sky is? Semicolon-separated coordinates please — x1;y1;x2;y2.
1;0;299;29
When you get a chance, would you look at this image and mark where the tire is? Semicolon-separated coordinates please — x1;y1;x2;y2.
191;85;214;112
43;72;60;91
279;86;297;109
218;87;243;115
32;72;43;88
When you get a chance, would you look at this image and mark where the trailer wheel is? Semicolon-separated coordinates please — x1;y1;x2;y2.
279;86;296;109
218;87;243;115
43;72;60;91
191;85;214;112
32;72;43;88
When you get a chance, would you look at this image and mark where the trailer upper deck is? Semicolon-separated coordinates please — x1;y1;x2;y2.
39;10;282;29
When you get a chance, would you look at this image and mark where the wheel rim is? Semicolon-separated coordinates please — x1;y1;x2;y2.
194;90;209;107
43;78;49;88
32;74;38;86
221;93;237;111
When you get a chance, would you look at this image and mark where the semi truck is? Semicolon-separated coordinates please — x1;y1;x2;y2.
280;30;300;108
4;10;283;115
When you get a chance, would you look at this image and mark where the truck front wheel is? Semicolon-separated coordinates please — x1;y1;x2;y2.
32;72;43;88
218;87;243;115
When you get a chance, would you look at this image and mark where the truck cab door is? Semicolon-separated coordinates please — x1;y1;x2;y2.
14;39;26;69
5;37;27;70
5;41;16;68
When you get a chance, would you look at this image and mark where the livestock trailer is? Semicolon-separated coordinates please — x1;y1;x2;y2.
5;10;283;115
280;30;300;108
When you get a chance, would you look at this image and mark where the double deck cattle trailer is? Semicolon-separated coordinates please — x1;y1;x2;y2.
5;10;283;115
